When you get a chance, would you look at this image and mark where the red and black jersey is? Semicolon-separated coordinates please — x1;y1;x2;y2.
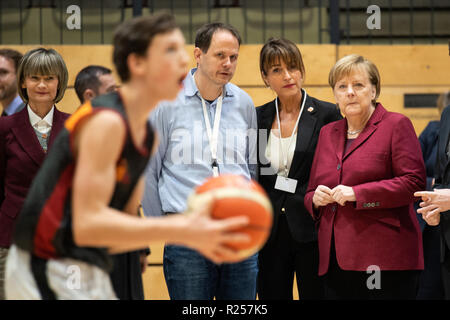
12;91;155;272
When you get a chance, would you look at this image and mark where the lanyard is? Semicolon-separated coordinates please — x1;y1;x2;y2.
201;93;223;177
274;89;307;177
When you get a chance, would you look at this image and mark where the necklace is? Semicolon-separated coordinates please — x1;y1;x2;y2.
347;129;362;135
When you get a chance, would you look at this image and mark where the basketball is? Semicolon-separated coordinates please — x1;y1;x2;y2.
187;174;273;259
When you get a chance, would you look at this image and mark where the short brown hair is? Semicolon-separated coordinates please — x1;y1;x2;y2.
329;54;381;104
259;37;305;79
113;13;178;83
74;65;112;104
195;22;241;53
0;48;23;71
17;47;68;104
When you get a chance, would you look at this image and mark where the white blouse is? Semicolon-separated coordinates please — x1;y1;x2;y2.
27;105;54;135
265;129;297;177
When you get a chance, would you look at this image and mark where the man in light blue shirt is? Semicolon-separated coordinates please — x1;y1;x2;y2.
142;22;258;300
0;49;25;117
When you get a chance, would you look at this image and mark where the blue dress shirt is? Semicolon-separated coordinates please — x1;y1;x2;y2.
2;95;24;115
142;68;257;216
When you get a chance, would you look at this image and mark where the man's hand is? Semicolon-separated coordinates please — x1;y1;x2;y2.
414;189;450;226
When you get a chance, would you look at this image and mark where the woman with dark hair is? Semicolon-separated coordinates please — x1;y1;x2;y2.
256;38;341;300
0;47;70;299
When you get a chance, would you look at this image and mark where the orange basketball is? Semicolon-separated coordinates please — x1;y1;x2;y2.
187;174;273;259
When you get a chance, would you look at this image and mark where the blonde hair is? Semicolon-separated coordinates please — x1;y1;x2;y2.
329;54;380;104
17;47;68;103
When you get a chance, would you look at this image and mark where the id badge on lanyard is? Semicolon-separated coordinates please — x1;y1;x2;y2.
201;93;223;178
273;90;307;194
275;175;298;193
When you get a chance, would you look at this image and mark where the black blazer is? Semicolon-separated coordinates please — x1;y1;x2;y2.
256;92;342;244
434;105;450;262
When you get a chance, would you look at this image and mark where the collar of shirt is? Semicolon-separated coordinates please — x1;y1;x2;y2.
144;69;257;215
27;104;54;134
3;95;24;115
184;68;234;101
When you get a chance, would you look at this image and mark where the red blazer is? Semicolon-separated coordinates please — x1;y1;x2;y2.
304;104;426;275
0;106;70;248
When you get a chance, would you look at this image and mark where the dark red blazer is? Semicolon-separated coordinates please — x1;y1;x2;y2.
0;106;70;248
304;103;426;276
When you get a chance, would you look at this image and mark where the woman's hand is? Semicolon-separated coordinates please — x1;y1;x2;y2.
312;185;335;209
331;185;356;206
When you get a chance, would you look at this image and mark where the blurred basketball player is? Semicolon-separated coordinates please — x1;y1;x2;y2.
5;13;249;300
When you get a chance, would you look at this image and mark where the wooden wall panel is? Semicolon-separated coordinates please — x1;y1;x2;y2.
142;266;170;300
148;242;165;264
242;86;336;108
338;45;450;86
2;44;447;136
0;45;117;87
234;44;336;86
57;88;80;114
376;86;447;135
3;44;447;88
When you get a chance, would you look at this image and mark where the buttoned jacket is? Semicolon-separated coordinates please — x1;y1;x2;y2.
304;104;426;275
0;106;69;247
256;93;342;244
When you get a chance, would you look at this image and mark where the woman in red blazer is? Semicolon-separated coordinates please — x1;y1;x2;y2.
0;48;69;299
304;54;426;299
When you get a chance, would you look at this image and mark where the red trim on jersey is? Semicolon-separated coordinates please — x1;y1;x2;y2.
68;107;128;165
33;164;75;259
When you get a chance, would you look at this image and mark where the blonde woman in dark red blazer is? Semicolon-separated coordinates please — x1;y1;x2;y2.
0;48;69;299
304;54;426;299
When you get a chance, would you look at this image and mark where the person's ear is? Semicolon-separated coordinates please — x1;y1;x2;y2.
83;89;96;102
193;47;203;65
127;53;146;78
370;85;377;104
261;72;270;88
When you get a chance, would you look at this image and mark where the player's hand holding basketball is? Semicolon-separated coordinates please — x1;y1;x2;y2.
181;193;251;264
180;175;273;264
